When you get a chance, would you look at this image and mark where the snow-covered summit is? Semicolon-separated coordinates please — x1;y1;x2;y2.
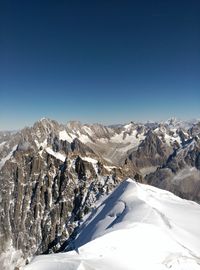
25;179;200;270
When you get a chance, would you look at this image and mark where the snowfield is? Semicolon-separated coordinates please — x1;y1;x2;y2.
25;179;200;270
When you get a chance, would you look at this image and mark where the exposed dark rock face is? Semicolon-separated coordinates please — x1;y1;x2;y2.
189;121;200;137
75;156;96;180
71;138;95;156
0;121;136;269
128;131;172;169
0;149;121;268
146;138;200;202
178;129;188;145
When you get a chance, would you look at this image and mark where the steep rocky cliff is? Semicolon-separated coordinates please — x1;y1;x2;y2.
0;119;138;269
127;130;173;171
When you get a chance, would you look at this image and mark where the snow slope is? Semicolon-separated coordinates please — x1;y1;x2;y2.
45;147;66;162
0;145;17;170
25;179;200;270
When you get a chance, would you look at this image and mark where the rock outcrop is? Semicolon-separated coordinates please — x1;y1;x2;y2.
128;130;172;170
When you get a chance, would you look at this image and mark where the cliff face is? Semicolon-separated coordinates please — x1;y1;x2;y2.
128;130;173;170
0;121;137;269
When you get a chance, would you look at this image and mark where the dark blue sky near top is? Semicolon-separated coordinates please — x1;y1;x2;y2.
0;0;200;130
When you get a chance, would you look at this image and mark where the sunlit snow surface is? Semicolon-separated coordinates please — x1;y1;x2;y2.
25;179;200;270
45;147;66;162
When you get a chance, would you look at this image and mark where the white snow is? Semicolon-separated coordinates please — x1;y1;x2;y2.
97;128;145;151
59;129;92;144
25;179;200;270
104;165;117;171
163;133;181;146
0;141;6;148
154;127;181;146
45;147;66;162
0;243;24;270
98;137;109;143
0;145;17;170
40;139;47;148
34;139;47;149
77;131;92;144
59;130;76;143
109;130;145;151
80;156;98;164
82;126;94;136
34;140;40;148
124;123;133;131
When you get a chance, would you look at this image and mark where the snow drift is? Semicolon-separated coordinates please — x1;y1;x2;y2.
25;179;200;270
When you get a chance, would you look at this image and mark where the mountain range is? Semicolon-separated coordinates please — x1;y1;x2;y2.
0;117;200;269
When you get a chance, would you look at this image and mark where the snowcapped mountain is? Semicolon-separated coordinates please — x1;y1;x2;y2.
0;118;200;269
25;179;200;270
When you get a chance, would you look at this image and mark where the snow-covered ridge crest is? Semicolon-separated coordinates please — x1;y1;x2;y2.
25;179;200;270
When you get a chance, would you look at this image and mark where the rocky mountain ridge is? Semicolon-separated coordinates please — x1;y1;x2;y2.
0;117;199;269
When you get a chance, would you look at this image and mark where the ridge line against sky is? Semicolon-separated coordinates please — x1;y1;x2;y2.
0;0;200;130
0;116;199;132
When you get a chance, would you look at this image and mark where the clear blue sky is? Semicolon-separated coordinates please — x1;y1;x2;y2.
0;0;200;130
